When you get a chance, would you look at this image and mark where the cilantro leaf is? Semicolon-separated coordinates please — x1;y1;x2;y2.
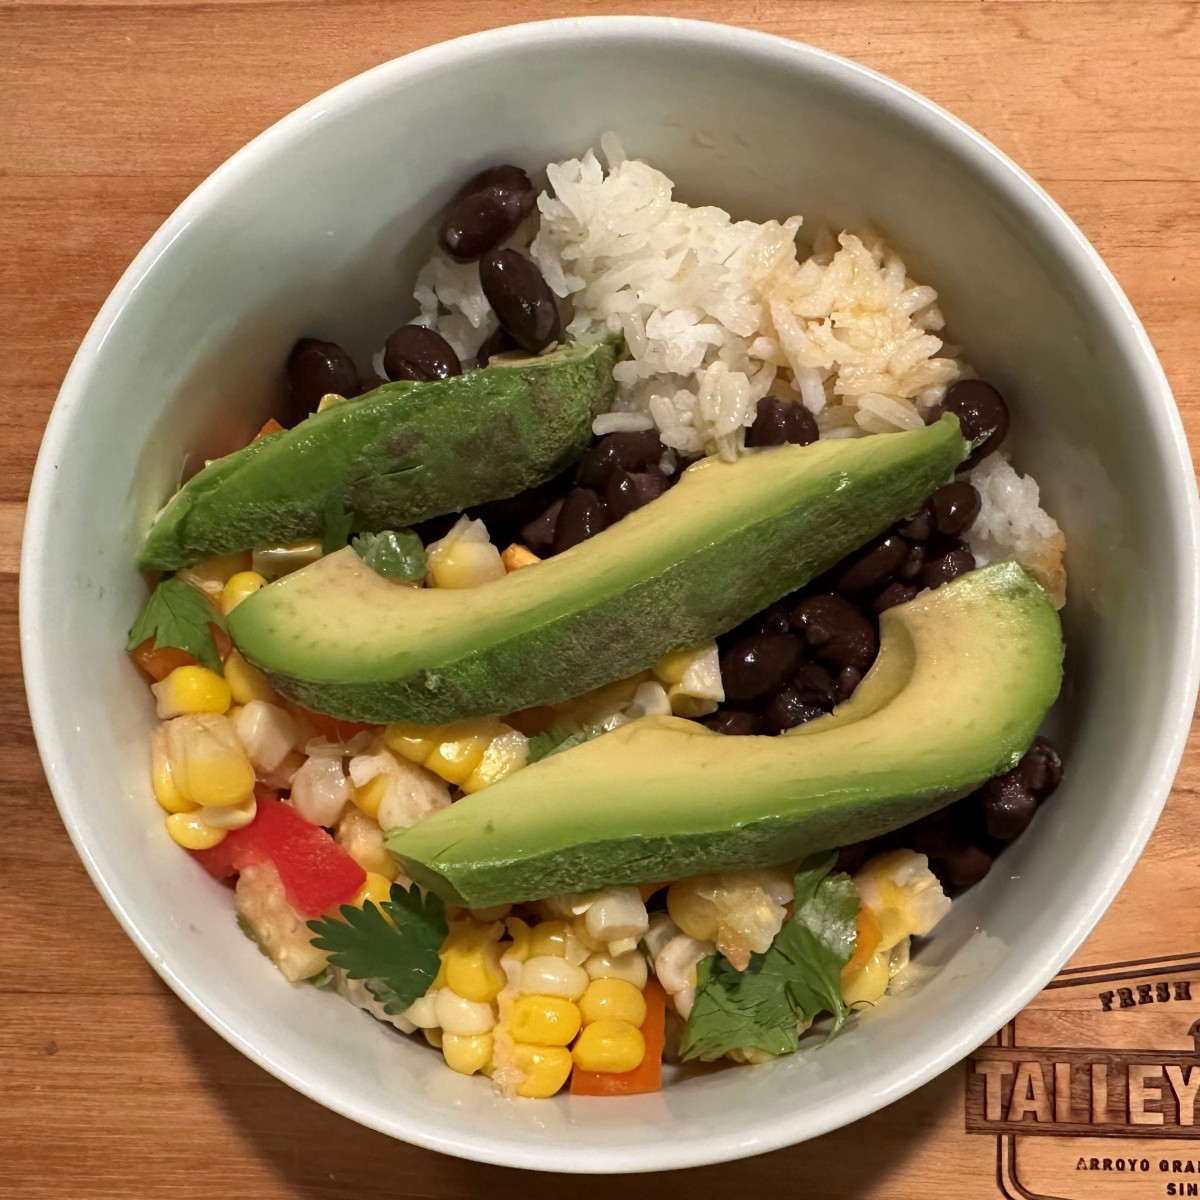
321;496;356;554
679;852;860;1062
352;529;428;583
526;722;612;764
127;576;227;673
306;882;447;1015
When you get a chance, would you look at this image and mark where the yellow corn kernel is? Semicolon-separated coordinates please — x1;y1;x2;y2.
441;936;506;1004
220;570;267;614
200;795;257;830
528;920;575;959
424;1027;444;1049
350;871;393;909
430;540;506;589
504;917;532;962
381;722;439;764
666;880;720;944
584;950;649;990
511;1043;573;1099
508;995;582;1047
842;948;891;1006
652;647;698;687
165;811;228;851
500;544;541;572
351;774;390;821
151;726;196;814
165;713;256;808
571;916;605;953
442;1032;493;1076
223;649;276;705
423;725;493;785
178;551;253;598
461;728;529;794
571;1017;645;1074
151;665;232;719
579;978;647;1028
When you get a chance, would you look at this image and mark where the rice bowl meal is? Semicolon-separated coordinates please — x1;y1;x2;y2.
127;136;1067;1100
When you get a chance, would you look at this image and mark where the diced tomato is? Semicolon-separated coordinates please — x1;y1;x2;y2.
289;702;380;745
840;903;882;982
190;795;365;916
570;979;667;1096
130;639;198;682
255;417;285;439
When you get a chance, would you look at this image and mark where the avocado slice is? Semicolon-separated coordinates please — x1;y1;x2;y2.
228;416;969;723
138;339;620;570
386;562;1063;906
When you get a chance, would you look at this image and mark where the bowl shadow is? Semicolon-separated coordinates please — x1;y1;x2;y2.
169;994;958;1196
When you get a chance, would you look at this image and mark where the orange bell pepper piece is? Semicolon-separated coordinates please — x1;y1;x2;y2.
570;978;667;1096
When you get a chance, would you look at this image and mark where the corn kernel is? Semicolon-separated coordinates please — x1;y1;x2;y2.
221;570;267;614
435;988;496;1036
223;649;276;705
461;728;529;794
842;948;891;1006
442;936;506;1003
165;811;228;850
571;916;605;953
165;713;256;808
404;990;441;1030
571;1017;645;1074
508;995;582;1047
504;917;532;962
351;773;390;821
423;725;493;785
381;723;439;764
442;1033;493;1076
518;956;589;1000
579;978;647;1028
511;1043;572;1099
350;871;393;909
178;551;253;597
200;795;257;830
151;726;196;813
251;541;323;581
584;950;649;989
430;540;506;589
500;544;541;572
424;1027;444;1049
528;920;575;959
151;665;232;719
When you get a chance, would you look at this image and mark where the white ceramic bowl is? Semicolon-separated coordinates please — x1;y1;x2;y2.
21;16;1200;1173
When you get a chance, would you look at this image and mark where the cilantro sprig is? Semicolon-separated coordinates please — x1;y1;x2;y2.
527;722;609;764
352;529;428;583
679;853;860;1062
127;576;228;673
306;882;447;1014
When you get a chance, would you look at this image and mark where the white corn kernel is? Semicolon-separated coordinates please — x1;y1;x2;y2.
518;956;589;1001
200;795;257;830
290;752;352;826
251;539;324;581
404;990;442;1030
854;849;951;951
654;934;715;1020
643;912;681;960
623;681;671;720
584;950;649;989
435;988;497;1036
234;701;301;774
583;887;649;947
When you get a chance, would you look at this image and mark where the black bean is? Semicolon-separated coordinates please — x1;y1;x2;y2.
605;468;670;522
938;379;1010;468
474;326;519;369
933;843;993;890
920;543;976;590
745;395;819;448
980;774;1039;841
834;840;875;876
930;482;981;537
898;543;925;582
720;633;804;704
470;468;573;548
286;338;360;416
904;811;962;860
752;604;793;636
383;325;462;382
793;661;837;708
830;534;909;596
356;372;386;395
872;582;918;615
898;503;933;542
833;666;862;702
479;249;562;353
520;498;563;555
575;431;664;490
457;164;536;225
790;594;877;674
701;711;762;736
1020;736;1063;800
551;488;608;554
762;689;827;734
438;192;515;262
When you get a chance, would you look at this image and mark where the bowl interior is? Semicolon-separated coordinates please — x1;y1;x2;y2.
21;18;1198;1172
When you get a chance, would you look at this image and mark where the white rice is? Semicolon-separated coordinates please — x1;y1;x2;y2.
410;137;1066;604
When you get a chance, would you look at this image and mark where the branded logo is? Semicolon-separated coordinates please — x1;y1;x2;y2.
965;951;1200;1198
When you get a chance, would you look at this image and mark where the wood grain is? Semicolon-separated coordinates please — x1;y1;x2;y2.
2;3;1198;1197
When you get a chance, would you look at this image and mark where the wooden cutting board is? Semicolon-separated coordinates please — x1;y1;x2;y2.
2;2;1197;1195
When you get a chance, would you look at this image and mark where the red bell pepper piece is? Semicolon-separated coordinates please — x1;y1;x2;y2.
191;796;365;916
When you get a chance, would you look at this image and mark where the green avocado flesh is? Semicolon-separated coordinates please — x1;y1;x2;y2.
228;416;969;723
386;562;1064;906
138;340;619;570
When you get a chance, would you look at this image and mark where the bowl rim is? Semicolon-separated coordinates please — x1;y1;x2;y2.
20;14;1200;1173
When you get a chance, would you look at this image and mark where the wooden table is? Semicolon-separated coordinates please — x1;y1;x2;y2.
3;3;1198;1196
